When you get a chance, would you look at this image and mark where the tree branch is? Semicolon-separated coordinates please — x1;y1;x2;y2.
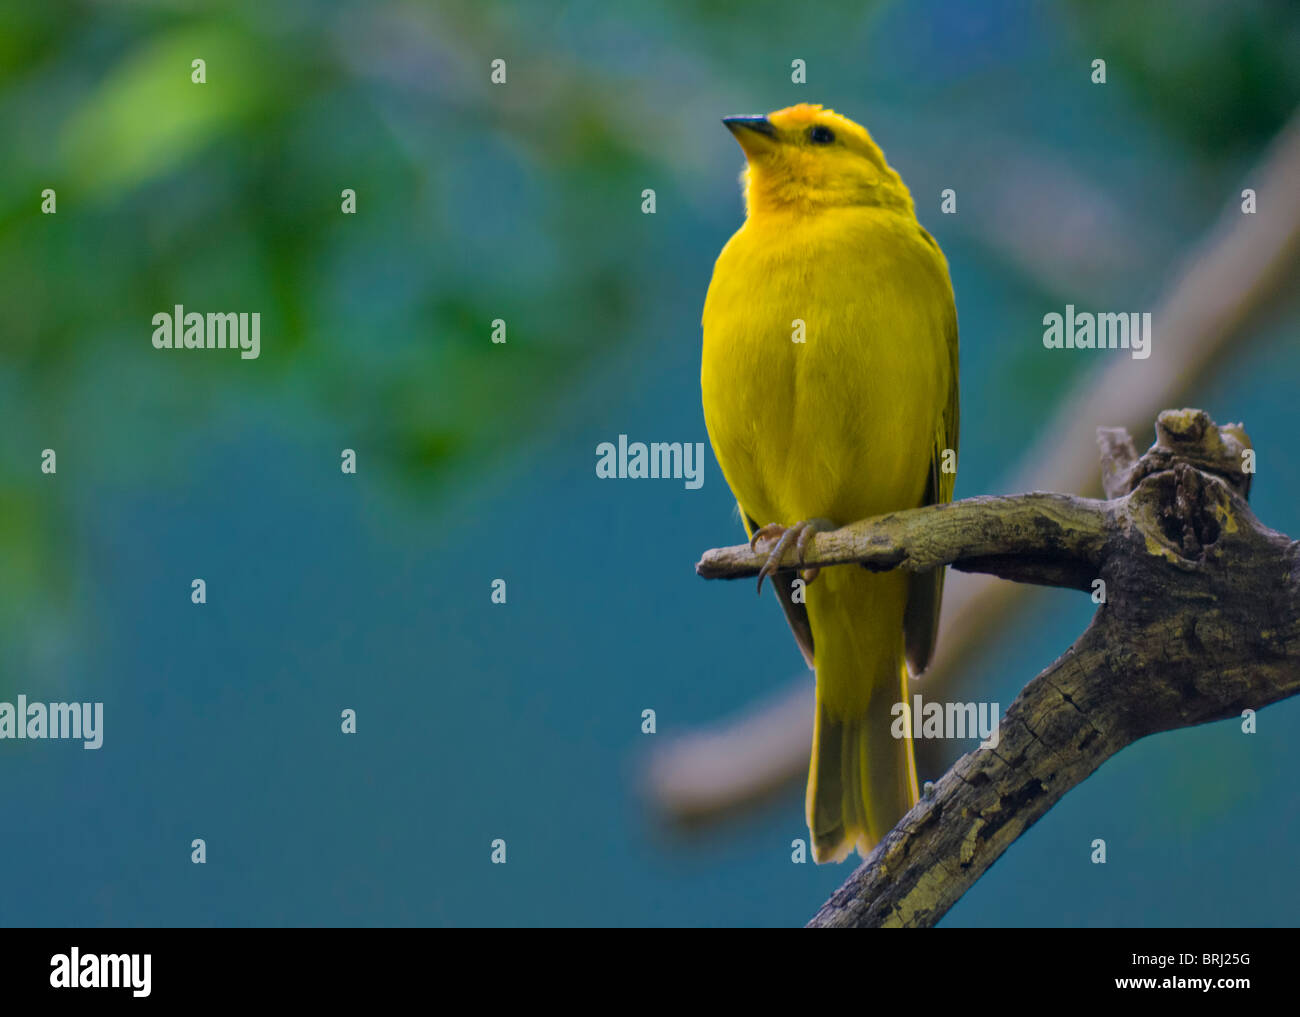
697;409;1297;927
697;493;1109;591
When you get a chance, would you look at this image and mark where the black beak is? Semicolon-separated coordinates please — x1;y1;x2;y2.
722;115;776;138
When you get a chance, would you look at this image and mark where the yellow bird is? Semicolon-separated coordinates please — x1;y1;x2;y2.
701;104;959;862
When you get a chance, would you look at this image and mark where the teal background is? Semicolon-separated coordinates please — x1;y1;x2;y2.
1;0;1298;925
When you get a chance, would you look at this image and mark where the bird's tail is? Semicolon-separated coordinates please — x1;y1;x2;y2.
805;567;918;863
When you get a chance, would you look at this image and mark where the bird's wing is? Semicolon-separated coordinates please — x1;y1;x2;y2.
743;508;816;670
903;274;959;676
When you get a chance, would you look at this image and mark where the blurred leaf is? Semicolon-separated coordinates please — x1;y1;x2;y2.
1068;0;1300;158
61;25;271;198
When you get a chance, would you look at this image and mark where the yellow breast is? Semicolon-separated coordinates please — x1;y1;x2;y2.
701;205;953;529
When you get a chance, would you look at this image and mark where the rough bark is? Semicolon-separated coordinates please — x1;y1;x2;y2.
695;409;1298;928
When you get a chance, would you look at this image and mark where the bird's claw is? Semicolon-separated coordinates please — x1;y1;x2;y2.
751;519;829;593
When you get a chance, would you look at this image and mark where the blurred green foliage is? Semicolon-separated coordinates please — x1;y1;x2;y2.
1069;0;1300;158
1;0;1298;681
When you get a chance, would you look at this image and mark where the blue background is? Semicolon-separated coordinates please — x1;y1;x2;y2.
1;0;1298;925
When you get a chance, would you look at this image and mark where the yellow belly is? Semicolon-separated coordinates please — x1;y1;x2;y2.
701;206;951;530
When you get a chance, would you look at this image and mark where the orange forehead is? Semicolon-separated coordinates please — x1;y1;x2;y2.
767;103;830;124
766;104;871;143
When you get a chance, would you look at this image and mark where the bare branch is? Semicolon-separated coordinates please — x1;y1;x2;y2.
792;410;1300;927
697;493;1108;591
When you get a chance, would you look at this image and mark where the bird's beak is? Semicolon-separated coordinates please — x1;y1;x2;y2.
723;115;777;158
723;115;776;138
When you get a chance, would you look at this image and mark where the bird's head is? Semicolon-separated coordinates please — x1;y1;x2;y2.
723;104;911;216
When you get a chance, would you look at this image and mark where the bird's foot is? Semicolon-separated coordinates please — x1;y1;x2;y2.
750;518;833;593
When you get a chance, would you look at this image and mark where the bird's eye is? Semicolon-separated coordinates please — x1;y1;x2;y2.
808;125;835;145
